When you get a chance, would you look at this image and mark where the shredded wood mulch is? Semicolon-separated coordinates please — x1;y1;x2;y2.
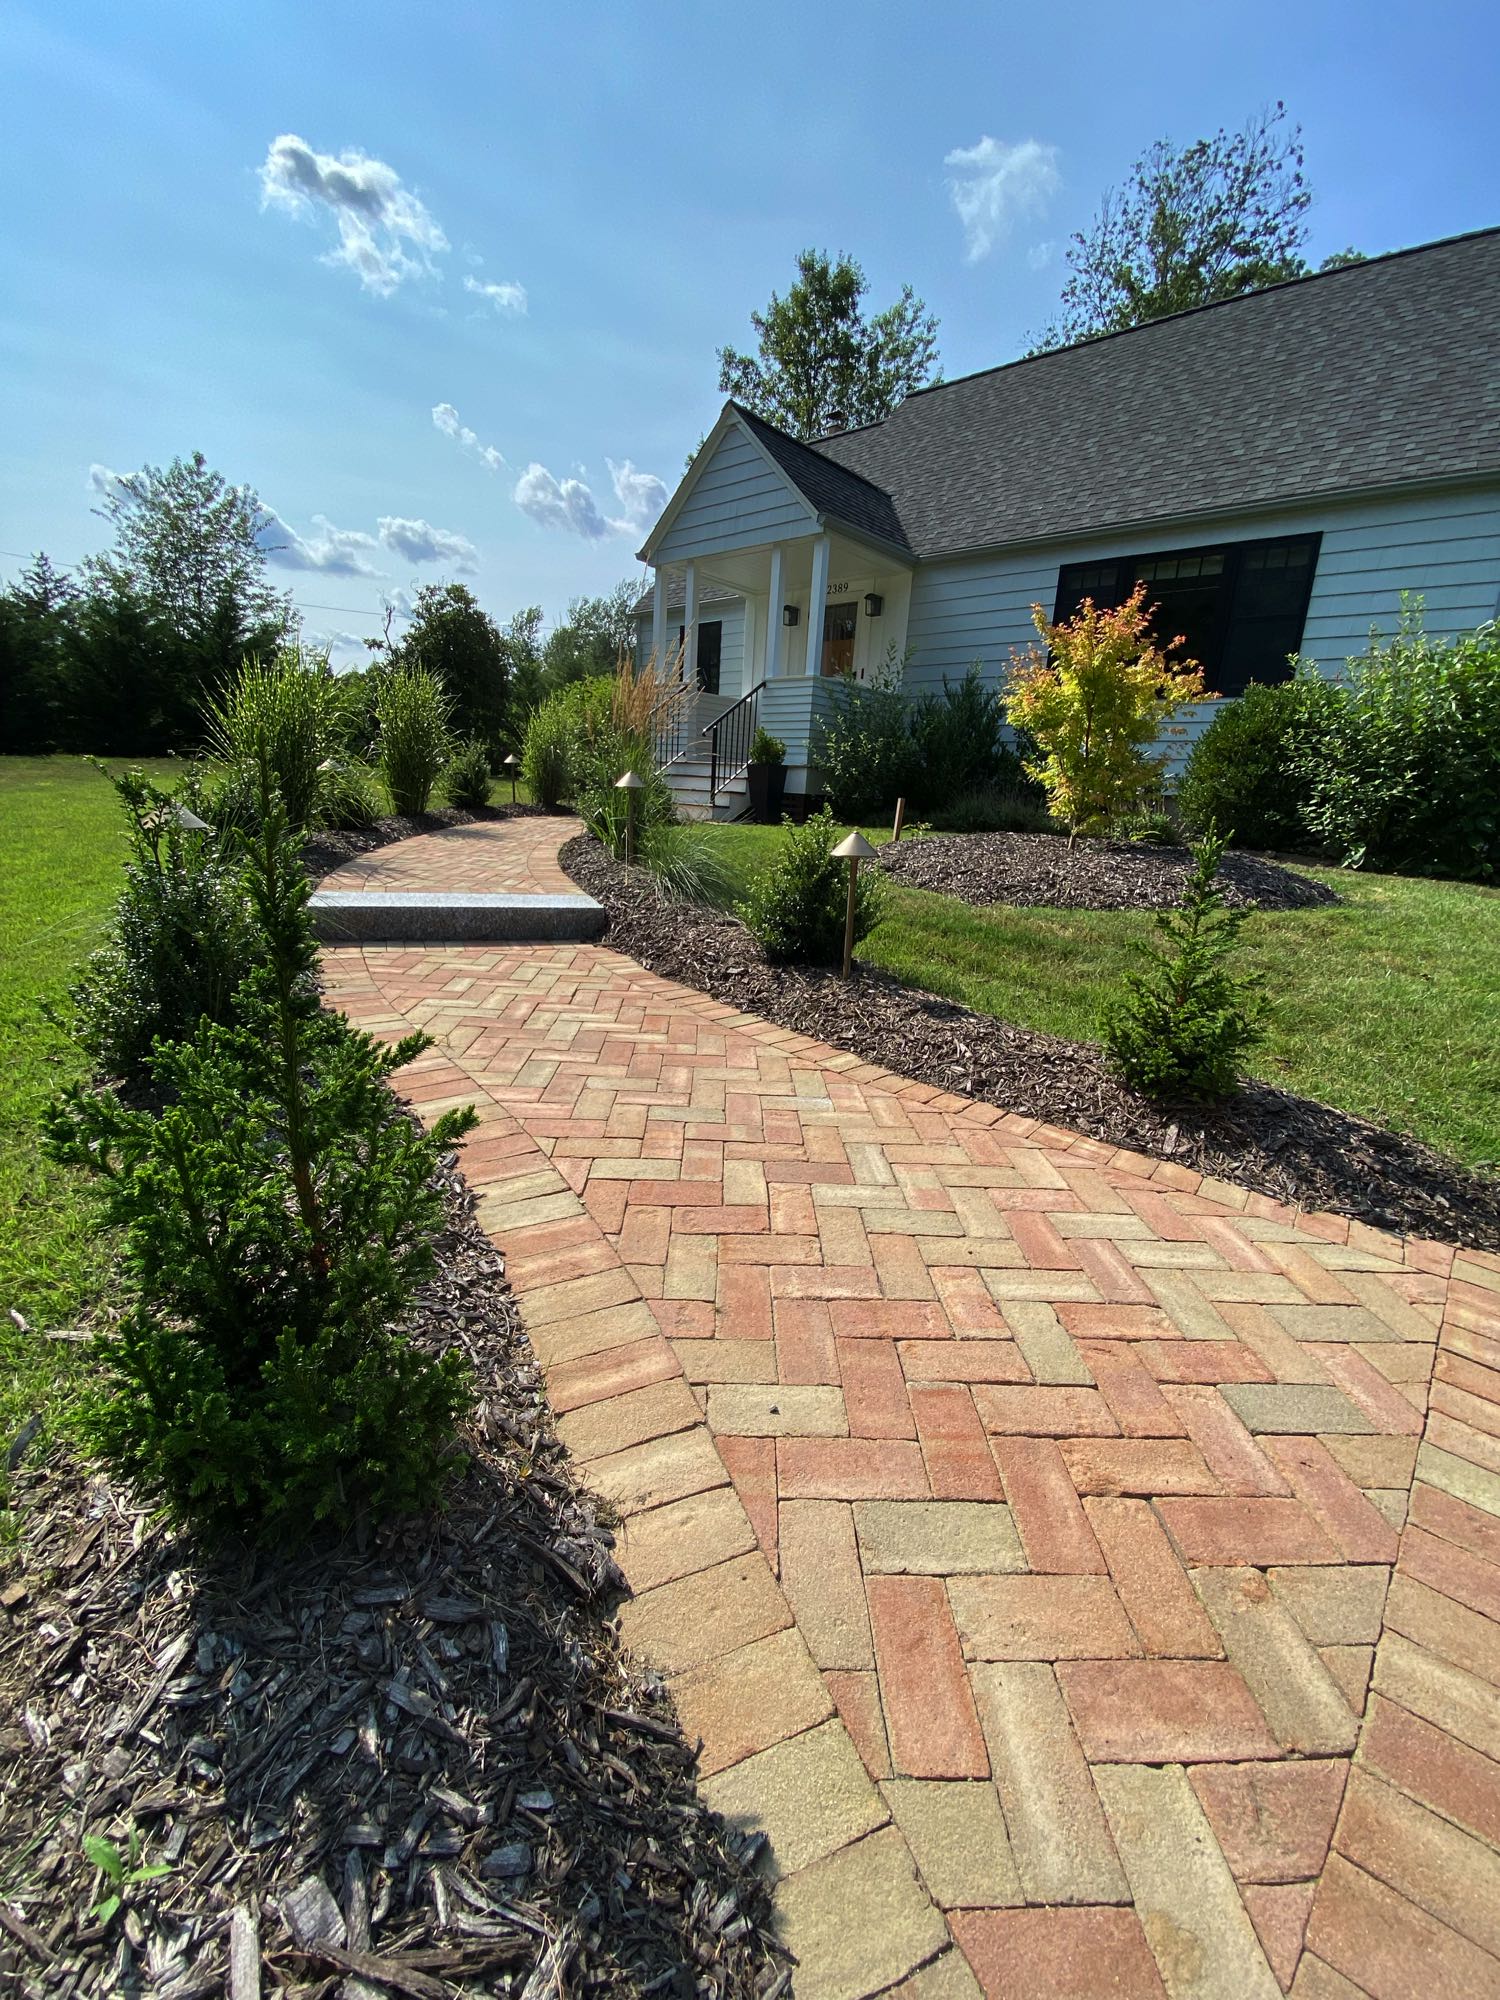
301;804;556;886
0;1157;784;2000
562;834;1500;1252
877;829;1339;912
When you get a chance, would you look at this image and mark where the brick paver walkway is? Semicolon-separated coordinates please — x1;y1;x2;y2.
319;811;583;897
321;819;1500;2000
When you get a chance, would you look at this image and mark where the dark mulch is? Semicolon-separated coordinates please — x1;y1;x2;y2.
0;1156;784;1999
302;803;557;886
562;834;1499;1252
878;830;1340;912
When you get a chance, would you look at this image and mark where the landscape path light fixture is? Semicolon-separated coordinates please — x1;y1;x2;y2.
615;769;645;864
144;802;213;835
503;752;520;804
831;829;877;979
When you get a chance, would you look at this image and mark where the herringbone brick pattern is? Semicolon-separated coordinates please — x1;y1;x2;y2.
320;821;1500;2000
319;813;583;896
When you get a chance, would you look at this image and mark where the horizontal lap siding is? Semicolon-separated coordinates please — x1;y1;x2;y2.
652;427;815;561
902;486;1500;776
633;602;747;695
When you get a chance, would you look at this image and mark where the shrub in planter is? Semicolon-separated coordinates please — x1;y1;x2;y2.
1103;826;1267;1100
46;765;476;1539
70;767;259;1089
443;739;494;810
378;665;452;815
1297;606;1500;879
743;808;884;965
206;646;350;833
1006;585;1206;837
746;726;787;822
1177;676;1340;851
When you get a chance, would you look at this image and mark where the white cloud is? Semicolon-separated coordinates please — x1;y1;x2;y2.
463;274;528;316
513;456;669;541
258;506;383;576
944;136;1060;263
432;401;506;472
377;515;478;570
258;133;449;296
607;459;668;532
1027;239;1060;272
87;463;131;501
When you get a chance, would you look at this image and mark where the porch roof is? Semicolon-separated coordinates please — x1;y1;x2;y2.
732;406;912;554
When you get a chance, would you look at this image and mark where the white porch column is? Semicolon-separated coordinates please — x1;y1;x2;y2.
741;591;758;701
804;533;831;678
651;568;667;666
683;560;699;687
765;543;785;681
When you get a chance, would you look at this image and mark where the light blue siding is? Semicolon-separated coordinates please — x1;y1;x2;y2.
902;485;1500;773
651;425;816;562
634;598;747;697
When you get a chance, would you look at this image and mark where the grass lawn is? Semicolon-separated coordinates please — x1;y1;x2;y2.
0;755;183;1490
699;821;1500;1173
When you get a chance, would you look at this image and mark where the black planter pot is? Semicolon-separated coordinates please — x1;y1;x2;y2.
745;761;787;823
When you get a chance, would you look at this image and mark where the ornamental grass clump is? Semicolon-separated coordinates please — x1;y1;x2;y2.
378;664;452;815
1103;825;1266;1100
205;645;350;833
46;757;476;1540
1006;585;1206;839
744;808;884;965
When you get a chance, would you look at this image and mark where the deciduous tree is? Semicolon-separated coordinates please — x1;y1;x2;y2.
392;581;510;758
717;250;940;439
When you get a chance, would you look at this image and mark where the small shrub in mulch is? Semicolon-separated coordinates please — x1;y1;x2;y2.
0;1157;784;1998
562;833;1499;1251
877;829;1339;913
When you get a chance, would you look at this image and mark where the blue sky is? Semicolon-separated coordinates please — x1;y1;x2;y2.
2;0;1496;661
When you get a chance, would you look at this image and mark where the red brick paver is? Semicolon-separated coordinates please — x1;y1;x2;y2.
322;819;1500;2000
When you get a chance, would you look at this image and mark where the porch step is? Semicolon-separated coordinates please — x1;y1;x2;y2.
310;890;606;944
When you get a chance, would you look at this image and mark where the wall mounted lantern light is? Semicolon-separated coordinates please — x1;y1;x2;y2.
863;593;884;617
782;604;800;627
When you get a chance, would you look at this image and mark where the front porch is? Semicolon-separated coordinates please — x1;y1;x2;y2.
647;530;914;814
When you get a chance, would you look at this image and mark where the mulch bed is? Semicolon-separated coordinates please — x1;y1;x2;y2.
562;834;1500;1252
0;1155;784;1999
877;830;1340;912
301;804;556;885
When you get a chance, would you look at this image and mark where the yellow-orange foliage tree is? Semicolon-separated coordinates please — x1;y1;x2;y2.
1006;584;1207;838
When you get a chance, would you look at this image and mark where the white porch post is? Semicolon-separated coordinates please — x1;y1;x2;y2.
683;560;699;688
651;568;667;667
741;592;757;701
804;533;831;678
766;543;785;681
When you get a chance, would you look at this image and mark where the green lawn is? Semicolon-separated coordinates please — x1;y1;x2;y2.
699;821;1500;1173
0;756;183;1488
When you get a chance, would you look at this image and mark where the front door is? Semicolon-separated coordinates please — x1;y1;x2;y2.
821;602;857;677
679;619;723;694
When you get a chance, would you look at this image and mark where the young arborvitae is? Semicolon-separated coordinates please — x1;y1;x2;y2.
1103;825;1267;1100
47;755;477;1539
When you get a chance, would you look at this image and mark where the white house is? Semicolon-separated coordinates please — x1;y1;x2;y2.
636;226;1500;816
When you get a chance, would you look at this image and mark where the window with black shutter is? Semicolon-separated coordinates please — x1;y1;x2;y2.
1052;533;1320;696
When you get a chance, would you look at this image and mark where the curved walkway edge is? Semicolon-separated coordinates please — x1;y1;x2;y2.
321;818;1500;2000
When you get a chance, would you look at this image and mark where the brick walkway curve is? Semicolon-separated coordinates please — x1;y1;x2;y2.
320;817;1500;2000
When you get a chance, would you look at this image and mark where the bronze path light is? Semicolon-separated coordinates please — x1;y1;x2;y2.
831;829;876;979
503;752;520;804
615;769;645;864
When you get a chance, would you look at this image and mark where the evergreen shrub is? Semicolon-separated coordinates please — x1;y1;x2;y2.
743;808;884;965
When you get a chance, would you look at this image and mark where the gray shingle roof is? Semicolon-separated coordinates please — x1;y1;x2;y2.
733;406;913;553
784;230;1500;561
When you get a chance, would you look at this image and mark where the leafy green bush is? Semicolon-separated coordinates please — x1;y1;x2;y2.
206;647;349;832
1297;607;1500;879
815;681;922;820
743;809;884;965
70;767;259;1089
1176;676;1340;851
378;665;452;816
47;766;475;1539
909;666;1024;804
1122;809;1182;847
749;726;786;765
318;759;382;830
520;676;614;807
443;739;493;810
1103;827;1266;1100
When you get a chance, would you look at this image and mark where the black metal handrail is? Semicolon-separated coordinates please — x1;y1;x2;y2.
705;679;767;809
649;658;696;771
